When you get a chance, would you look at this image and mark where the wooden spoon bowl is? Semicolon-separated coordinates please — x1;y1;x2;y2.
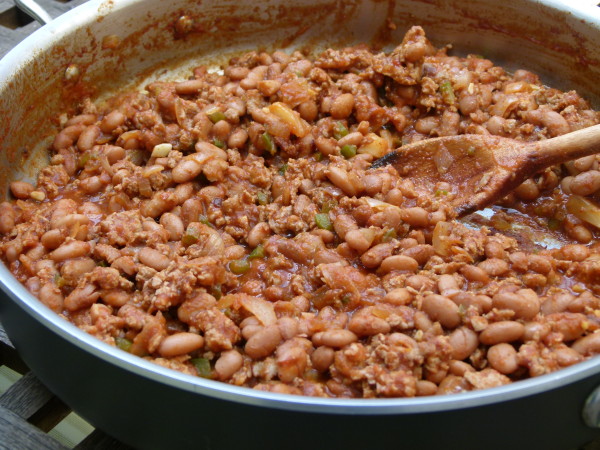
372;124;600;216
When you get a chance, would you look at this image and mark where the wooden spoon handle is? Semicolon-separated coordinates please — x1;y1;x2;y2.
531;123;600;169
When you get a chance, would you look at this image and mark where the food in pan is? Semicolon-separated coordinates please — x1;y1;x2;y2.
1;26;599;398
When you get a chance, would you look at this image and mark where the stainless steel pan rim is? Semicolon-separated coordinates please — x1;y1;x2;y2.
1;0;600;417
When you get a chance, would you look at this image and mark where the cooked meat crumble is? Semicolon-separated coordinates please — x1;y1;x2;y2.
2;26;600;398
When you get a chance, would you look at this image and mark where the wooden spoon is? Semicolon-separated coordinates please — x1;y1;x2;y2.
371;124;600;217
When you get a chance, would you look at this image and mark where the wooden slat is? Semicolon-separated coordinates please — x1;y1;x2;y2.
28;395;71;433
0;404;67;450
0;371;55;418
76;430;134;450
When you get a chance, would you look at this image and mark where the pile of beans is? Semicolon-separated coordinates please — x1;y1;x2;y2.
1;26;599;397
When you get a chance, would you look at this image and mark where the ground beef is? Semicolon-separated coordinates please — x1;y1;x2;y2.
1;26;600;398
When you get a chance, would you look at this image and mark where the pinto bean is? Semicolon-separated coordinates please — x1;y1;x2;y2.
514;179;540;201
492;290;540;320
0;202;15;234
49;240;90;262
383;288;413;306
399;207;429;227
215;350;244;380
41;229;65;250
100;110;126;133
522;322;551;342
448;360;475;376
53;124;86;150
39;283;64;313
554;346;584;367
360;243;394;269
61;257;96;282
448;327;478;360
557;244;590;262
380;255;419;273
138;247;170;271
172;158;203;183
344;228;375;253
348;310;391;336
10;181;34;199
160;213;184;241
416;380;438;396
245;324;282;359
101;289;130;308
311;346;335;372
77;125;101;151
228;128;248;149
247;222;271;247
437;274;459;295
569;170;600;196
460;265;490;283
330;93;355;119
572;333;600;356
479;321;524;345
487;343;518;374
64;284;100;311
478;258;509;277
158;332;204;357
316;329;358;348
422;294;461;328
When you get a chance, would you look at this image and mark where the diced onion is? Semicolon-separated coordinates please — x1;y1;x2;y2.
433;144;453;174
364;197;401;211
239;295;277;325
358;133;389;158
151;143;173;158
432;221;457;257
143;165;165;178
268;102;310;137
566;195;600;229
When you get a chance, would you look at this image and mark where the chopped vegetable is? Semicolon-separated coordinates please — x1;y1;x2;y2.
261;132;276;155
333;122;349;140
257;191;270;205
321;199;337;214
213;138;225;149
268;102;310;137
314;151;323;162
151;143;172;158
439;80;455;104
30;191;45;202
229;258;251;274
357;133;389;158
207;109;226;123
566;195;600;228
382;228;397;242
278;163;288;175
190;358;212;378
115;337;132;352
315;213;333;231
54;274;66;288
128;149;145;166
433;145;454;174
239;295;277;325
211;284;223;300
78;153;91;168
341;144;357;159
248;244;265;259
182;223;202;246
547;217;561;230
199;215;213;228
